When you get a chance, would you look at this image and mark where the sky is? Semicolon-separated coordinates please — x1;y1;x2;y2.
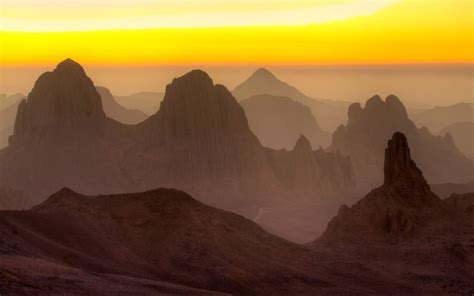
0;0;473;65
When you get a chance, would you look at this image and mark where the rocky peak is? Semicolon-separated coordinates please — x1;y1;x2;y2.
55;58;87;75
364;95;384;111
251;68;278;81
9;59;105;146
384;132;424;186
141;69;256;145
385;95;408;118
319;132;443;242
347;103;363;126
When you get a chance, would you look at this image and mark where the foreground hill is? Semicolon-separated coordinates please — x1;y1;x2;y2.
232;68;349;131
0;59;354;241
313;132;474;294
0;187;379;294
240;94;331;149
96;86;148;124
331;95;473;191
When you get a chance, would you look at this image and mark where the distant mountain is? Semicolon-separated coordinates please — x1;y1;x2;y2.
331;95;473;190
411;102;474;132
232;68;349;132
312;133;474;293
115;91;164;115
438;121;474;159
96;86;148;124
240;94;331;150
0;60;355;241
0;97;24;148
0;93;24;110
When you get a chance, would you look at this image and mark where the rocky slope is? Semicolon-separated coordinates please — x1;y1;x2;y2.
96;86;148;124
232;68;348;131
331;95;473;190
313;132;474;294
240;94;331;149
0;187;364;294
0;60;354;241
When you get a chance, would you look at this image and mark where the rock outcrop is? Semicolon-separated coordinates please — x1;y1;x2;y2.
10;59;106;146
240;94;331;149
321;132;443;242
331;95;473;190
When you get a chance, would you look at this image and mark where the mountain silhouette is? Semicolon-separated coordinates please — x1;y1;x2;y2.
412;102;474;132
0;60;354;241
240;94;331;149
438;121;474;159
331;95;473;190
312;132;474;293
232;68;349;131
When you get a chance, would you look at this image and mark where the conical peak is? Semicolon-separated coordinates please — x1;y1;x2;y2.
252;68;277;79
383;132;426;186
55;58;86;74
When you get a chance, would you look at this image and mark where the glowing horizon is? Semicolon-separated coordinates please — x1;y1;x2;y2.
1;0;397;32
0;0;472;65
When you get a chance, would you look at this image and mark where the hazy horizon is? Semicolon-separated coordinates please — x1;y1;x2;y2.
1;63;473;106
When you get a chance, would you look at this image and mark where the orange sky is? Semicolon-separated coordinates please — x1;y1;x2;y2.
0;0;472;65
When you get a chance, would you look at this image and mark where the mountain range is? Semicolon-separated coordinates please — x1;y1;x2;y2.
1;132;472;294
0;59;354;242
330;95;473;191
411;102;474;132
438;121;474;159
232;68;349;132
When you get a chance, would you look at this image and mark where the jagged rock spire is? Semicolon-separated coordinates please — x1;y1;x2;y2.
383;132;427;188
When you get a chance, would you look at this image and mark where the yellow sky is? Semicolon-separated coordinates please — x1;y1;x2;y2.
0;0;472;65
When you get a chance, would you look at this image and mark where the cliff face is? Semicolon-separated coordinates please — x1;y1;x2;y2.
331;95;473;190
10;59;106;147
0;60;355;229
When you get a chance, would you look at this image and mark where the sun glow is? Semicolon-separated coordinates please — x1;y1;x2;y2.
0;0;472;65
